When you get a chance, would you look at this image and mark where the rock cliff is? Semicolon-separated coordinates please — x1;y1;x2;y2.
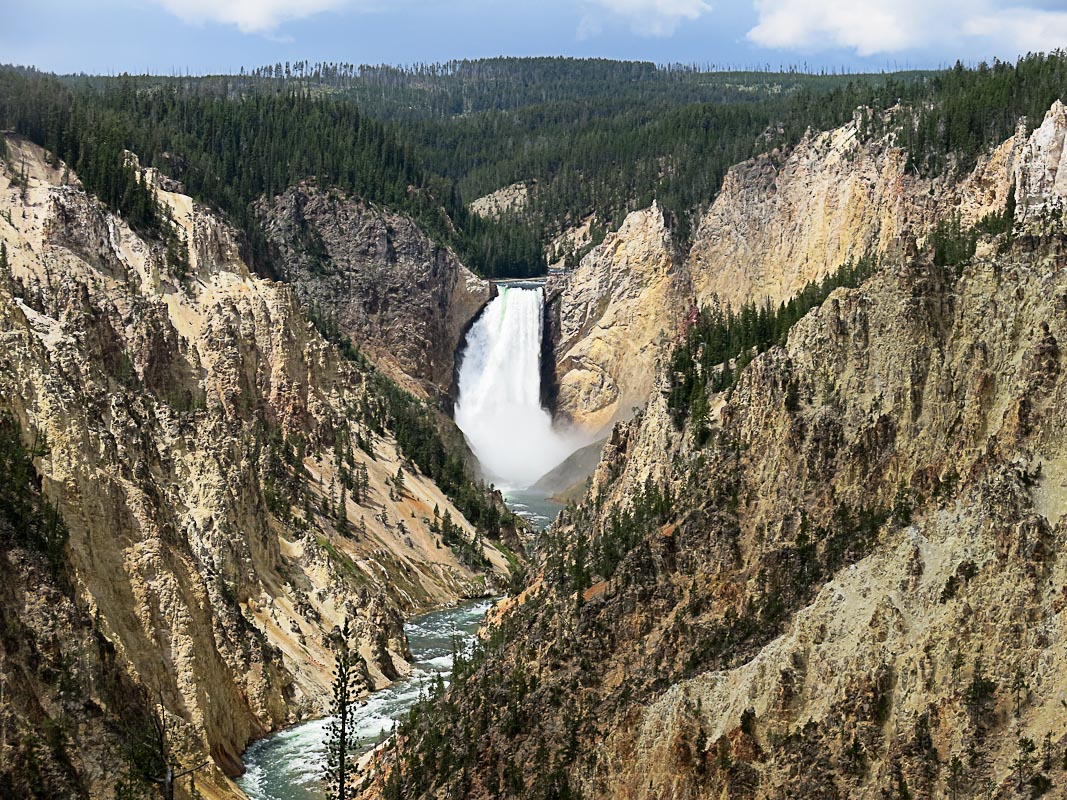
0;411;158;800
258;185;491;397
687;108;1024;311
0;138;509;798
470;182;531;220
548;106;1044;436
549;203;687;436
362;102;1067;800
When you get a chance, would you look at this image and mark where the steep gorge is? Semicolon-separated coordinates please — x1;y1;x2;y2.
0;138;511;799
7;65;1067;800
362;102;1067;800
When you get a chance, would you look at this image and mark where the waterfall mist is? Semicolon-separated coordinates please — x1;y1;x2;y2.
455;285;586;489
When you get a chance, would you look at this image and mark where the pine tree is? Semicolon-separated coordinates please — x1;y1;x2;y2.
1011;666;1029;717
336;489;349;537
324;618;359;800
947;754;966;800
1013;737;1036;792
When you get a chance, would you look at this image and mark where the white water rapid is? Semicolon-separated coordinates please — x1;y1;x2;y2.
454;284;584;490
238;600;493;800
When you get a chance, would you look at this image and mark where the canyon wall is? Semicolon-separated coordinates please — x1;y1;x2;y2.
686;111;1019;310
364;101;1067;800
0;139;509;798
550;203;686;436
258;185;492;397
551;107;1031;436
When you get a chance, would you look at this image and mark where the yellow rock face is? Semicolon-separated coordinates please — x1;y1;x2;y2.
0;137;508;798
552;203;689;437
552;104;1067;435
688;111;1025;312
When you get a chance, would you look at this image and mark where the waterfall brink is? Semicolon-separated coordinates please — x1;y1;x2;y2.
455;285;584;489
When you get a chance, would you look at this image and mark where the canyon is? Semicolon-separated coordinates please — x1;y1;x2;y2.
0;138;512;799
360;101;1067;800
4;62;1067;800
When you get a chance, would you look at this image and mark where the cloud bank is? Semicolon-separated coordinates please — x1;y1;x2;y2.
144;0;1067;59
963;8;1067;55
748;0;1067;57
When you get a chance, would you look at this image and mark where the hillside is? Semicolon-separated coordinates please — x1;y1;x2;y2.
256;184;492;398
0;137;514;799
360;101;1067;800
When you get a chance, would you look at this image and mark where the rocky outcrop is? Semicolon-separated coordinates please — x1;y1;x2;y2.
257;185;491;396
1016;100;1067;225
470;182;530;219
0;138;509;798
545;213;596;270
550;203;688;436
687;108;1023;311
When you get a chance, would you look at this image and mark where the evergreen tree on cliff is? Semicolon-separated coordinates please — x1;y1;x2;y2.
324;618;359;800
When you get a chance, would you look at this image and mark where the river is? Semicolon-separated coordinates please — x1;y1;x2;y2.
239;283;573;799
237;598;495;800
502;487;562;531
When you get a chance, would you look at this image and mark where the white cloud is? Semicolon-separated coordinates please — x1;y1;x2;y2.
148;0;354;33
964;8;1067;54
582;0;713;37
748;0;1067;57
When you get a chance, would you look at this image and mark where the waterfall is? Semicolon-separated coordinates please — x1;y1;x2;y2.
455;285;583;489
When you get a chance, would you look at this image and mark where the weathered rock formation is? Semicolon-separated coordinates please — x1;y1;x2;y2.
1016;100;1067;225
362;102;1067;800
0;423;158;800
0;139;509;798
549;105;1049;435
258;185;491;396
470;182;531;220
549;203;687;436
687;109;1023;311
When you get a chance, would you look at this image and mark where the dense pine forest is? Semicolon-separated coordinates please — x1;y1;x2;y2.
0;68;539;276
2;54;1067;277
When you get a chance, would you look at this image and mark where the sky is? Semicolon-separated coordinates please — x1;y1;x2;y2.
3;0;1067;75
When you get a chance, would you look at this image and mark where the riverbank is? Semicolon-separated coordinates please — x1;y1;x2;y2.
237;598;495;800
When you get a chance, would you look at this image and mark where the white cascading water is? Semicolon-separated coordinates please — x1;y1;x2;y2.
455;285;583;489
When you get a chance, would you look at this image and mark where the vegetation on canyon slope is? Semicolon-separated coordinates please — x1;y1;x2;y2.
3;50;1067;800
368;210;1067;800
0;411;167;799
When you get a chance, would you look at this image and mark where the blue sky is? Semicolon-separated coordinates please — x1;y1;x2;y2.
4;0;1067;75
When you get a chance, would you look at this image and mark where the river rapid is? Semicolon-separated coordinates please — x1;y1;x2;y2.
237;598;494;800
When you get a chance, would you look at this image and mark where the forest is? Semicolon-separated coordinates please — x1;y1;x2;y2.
1;54;1066;278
